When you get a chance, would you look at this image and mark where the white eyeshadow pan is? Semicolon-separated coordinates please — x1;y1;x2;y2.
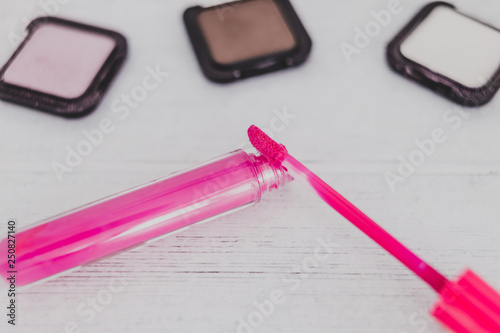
387;2;500;106
400;6;500;89
3;23;116;99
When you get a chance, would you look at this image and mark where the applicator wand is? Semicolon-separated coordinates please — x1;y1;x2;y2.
247;125;500;333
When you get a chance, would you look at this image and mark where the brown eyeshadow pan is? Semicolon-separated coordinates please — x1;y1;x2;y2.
184;0;311;82
198;0;296;65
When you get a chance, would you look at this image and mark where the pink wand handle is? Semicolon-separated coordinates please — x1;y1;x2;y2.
283;155;448;292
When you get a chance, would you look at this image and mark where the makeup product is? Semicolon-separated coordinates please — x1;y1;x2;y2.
387;2;500;106
0;150;290;286
248;125;500;333
0;17;127;117
184;0;311;82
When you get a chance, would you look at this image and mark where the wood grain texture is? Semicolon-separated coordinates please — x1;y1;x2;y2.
0;0;499;332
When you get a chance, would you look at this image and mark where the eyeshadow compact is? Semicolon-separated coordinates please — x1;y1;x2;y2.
0;17;127;117
387;2;500;106
184;0;312;82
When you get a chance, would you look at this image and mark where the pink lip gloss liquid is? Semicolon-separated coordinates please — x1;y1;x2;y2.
0;150;291;286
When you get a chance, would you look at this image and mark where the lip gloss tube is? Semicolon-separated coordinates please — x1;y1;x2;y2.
0;149;291;286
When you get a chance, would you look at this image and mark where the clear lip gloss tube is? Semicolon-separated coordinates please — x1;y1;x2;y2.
0;150;291;286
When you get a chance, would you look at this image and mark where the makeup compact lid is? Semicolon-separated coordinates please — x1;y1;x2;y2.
0;17;127;117
184;0;312;82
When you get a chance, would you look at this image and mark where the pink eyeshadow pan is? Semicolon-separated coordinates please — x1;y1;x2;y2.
0;17;127;117
4;24;116;99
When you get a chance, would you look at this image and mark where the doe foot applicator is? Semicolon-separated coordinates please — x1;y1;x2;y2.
248;125;500;333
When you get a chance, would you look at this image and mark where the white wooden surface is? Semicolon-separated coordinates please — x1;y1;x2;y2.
1;1;500;332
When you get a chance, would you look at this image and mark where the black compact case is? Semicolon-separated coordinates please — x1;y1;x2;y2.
387;2;500;107
0;17;127;118
184;0;312;83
